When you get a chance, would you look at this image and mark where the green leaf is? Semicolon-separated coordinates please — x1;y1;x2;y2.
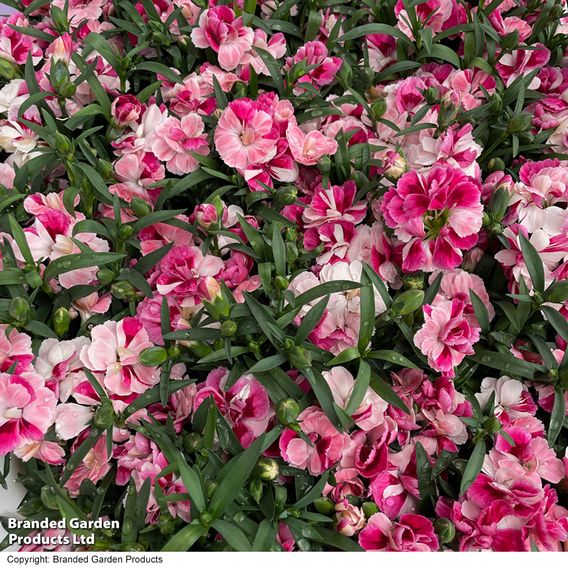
61;428;103;484
303;368;341;427
253;520;277;551
541;305;568;344
65;104;105;130
339;23;411;45
295;296;328;345
469;350;541;379
272;224;286;277
370;371;410;414
363;264;391;308
367;350;419;369
291;280;361;308
548;389;565;446
212;520;252;551
248;354;287;374
469;290;490;332
177;456;207;513
131;209;186;232
328;346;360;366
8;214;34;265
162;521;206;551
358;271;375;353
345;360;371;415
135;242;174;275
254;48;285;95
198;346;249;364
209;434;266;518
519;233;545;293
121;379;194;418
44;252;124;282
545;280;568;303
459;439;486;496
415;442;436;503
294;471;329;508
134;61;183;84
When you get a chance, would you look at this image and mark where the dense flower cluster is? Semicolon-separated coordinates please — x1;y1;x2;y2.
1;0;568;554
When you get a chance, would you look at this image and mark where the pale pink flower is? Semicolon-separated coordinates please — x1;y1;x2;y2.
475;376;538;421
240;30;286;75
80;317;159;397
151;113;209;175
381;165;483;272
190;6;254;71
214;99;278;169
367;34;397;72
0;163;15;189
335;500;366;536
0;324;34;373
279;406;347;475
193;367;272;448
359;512;439;551
286;124;338;166
64;433;111;496
324;366;387;430
0;370;56;455
71;292;112;323
54;403;94;440
52;0;108;24
414;298;480;378
14;439;65;465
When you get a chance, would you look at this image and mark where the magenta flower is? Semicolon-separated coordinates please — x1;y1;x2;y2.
381;164;483;272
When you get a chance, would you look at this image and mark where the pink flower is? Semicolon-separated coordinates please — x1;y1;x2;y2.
190;6;254;71
155;245;224;308
279;405;347;475
475;376;538;421
151;113;209;175
71;292;112;323
214;99;278;169
359;512;439;551
496;44;551;89
111;94;144;127
80;317;159;397
324;366;387;430
0;324;34;374
64;433;111;496
414;298;480;378
381;164;483;272
54;403;93;441
0;14;42;64
52;0;107;24
303;181;367;228
0;370;56;455
286;124;338;166
193;367;272;448
335;500;366;536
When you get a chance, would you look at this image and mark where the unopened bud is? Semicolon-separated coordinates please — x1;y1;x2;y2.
54;131;74;160
434;518;455;544
118;224;134;241
483;416;502;435
276;398;300;425
317;156;332;173
275;185;297;206
274;276;289;290
507;113;532;134
53;307;71;337
130;197;152;218
0;58;20;80
111;280;139;301
9;297;29;323
221;320;237;337
314;497;335;516
390;289;425;316
487;157;505;172
249;478;264;503
253;458;279;481
183;432;202;453
94;399;115;429
369;99;387;120
97;268;115;286
362;501;379;518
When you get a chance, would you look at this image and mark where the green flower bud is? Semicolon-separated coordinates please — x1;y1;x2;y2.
249;478;264;503
276;398;300;425
362;501;379;518
274;485;287;506
487;157;505;173
94;398;115;429
53;306;71;337
423;87;438;105
403;275;424;290
111;280;139;301
233;82;248;99
286;242;298;263
285;227;298;242
157;514;176;536
118;224;135;241
139;346;168;367
506;112;532;134
369;98;387;120
98;160;115;182
25;270;43;289
50;59;70;92
199;511;213;527
206;480;218;498
314;497;335;516
253;457;280;481
317;156;332;173
434;518;456;544
275;185;297;206
9;297;29;324
490;93;502;113
288;345;312;369
41;486;59;510
130;197;152;218
167;344;181;359
274;276;289;290
0;58;21;80
58;82;76;99
483;416;502;435
221;319;237;337
54;131;74;160
390;289;425;316
183;432;202;453
247;340;260;353
97;268;115;286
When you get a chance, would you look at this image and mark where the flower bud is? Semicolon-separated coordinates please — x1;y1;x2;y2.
53;307;71;337
369;98;387;120
390;289;425;316
483;416;502;435
111;94;143;128
59;82;76;98
274;185;297;206
194;203;219;230
167;344;181;359
506;113;532;134
276;398;300;425
253;458;279;481
423;87;438;105
247;340;260;353
98;160;115;181
383;151;408;182
285;227;297;242
551;3;564;18
9;297;29;323
249;478;264;503
139;346;168;367
274;276;289;290
0;58;20;80
54;131;74;160
25;270;43;289
403;275;424;290
118;224;135;241
487;157;505;173
220;319;237;337
111;280;140;301
130;197;152;218
434;518;456;544
50;59;70;90
97;268;115;286
157;514;176;536
199;278;231;320
314;497;335;516
199;512;213;527
317;156;332;173
183;432;202;453
94;398;115;429
206;480;218;498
